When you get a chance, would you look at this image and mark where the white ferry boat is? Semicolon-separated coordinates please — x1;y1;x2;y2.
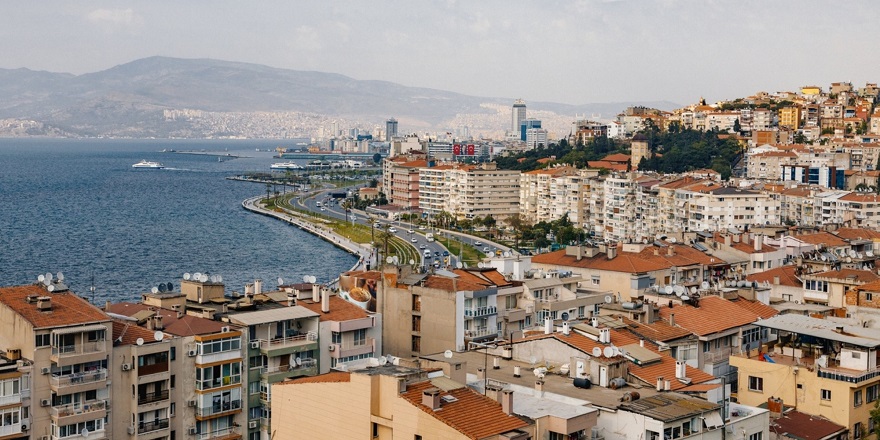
270;162;303;170
132;160;165;169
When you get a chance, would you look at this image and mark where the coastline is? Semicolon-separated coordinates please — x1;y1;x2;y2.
241;195;372;287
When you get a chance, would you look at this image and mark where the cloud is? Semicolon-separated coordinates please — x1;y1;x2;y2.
86;8;137;26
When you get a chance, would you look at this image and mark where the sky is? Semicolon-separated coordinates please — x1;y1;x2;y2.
1;0;877;106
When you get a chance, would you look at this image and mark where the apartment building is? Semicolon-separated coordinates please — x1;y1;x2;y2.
779;106;802;129
382;156;426;210
746;151;797;180
686;185;781;232
0;351;30;440
519;166;578;224
730;314;880;439
0;283;111;440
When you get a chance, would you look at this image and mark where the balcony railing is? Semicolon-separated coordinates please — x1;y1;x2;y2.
197;426;240;440
138;361;169;377
465;328;496;338
818;365;880;384
138;389;170;405
464;306;497;318
338;337;374;351
138;418;170;434
50;400;107;418
256;331;317;350
703;346;742;364
196;399;242;417
51;341;105;357
260;358;317;375
50;369;108;388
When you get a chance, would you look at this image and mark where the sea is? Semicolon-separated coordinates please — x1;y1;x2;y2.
0;138;357;303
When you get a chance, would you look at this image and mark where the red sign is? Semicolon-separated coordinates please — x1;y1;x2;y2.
467;144;475;155
453;144;461;155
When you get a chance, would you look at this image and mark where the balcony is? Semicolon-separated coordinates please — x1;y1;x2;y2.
331;337;375;358
465;328;497;340
138;361;169;377
50;368;108;393
501;308;526;322
138;418;170;434
464;306;497;318
196;399;242;419
0;423;22;437
197;426;241;440
138;389;170;405
260;359;318;383
256;332;318;357
50;342;106;365
50;400;107;425
0;393;21;406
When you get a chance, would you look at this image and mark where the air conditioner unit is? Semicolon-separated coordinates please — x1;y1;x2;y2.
188;427;198;435
328;345;335;352
40;399;51;407
121;363;132;371
187;400;197;407
248;420;258;429
221;326;230;332
41;367;51;375
41;436;50;440
187;349;198;357
250;341;260;349
127;426;135;435
20;423;27;431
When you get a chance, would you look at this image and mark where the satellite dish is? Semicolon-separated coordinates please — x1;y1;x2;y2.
200;274;209;283
47;284;55;292
379;356;388;365
158;283;167;293
38;274;45;282
57;272;64;281
456;262;463;268
193;272;202;280
690;286;697;294
681;295;690;301
603;347;614;358
477;262;485;268
612;346;620;356
302;275;309;283
386;256;393;264
295;357;302;366
409;259;415;265
151;287;159;294
504;251;511;257
81;428;89;438
166;282;174;291
592;347;602;357
701;281;709;289
154;331;164;341
136;338;144;346
664;286;674;295
444;350;453;359
393;256;399;265
183;273;191;280
668;237;677;243
308;276;316;284
674;285;684;296
604;295;613;304
820;255;827;261
45;272;53;281
278;277;284;286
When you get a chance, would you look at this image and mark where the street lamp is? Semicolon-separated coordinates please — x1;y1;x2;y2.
470;340;498;395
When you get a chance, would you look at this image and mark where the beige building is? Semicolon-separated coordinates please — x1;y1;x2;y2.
518;166;578;224
0;351;30;440
731;314;880;439
418;163;520;221
271;365;532;440
0;283;112;440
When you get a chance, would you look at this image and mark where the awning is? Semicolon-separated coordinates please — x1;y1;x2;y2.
52;324;107;335
703;411;724;429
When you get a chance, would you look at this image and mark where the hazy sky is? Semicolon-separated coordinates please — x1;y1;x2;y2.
2;1;877;106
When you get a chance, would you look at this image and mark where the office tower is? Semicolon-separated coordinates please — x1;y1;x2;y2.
511;99;526;133
385;118;399;142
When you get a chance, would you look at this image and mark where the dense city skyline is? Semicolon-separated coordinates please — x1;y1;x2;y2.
2;0;878;106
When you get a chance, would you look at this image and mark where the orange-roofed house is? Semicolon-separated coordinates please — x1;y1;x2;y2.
801;268;880;308
657;295;776;388
0;283;112;439
746;265;803;303
272;367;534;440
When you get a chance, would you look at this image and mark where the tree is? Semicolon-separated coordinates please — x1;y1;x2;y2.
376;191;388;206
376;225;395;266
733;118;741;134
482;214;497;235
871;398;880;438
373;152;382;164
792;131;808;144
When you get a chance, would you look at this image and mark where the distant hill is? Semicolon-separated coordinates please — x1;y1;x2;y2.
0;56;679;138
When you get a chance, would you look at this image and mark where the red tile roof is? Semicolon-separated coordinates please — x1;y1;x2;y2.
297;296;369;322
106;302;226;336
746;265;801;288
0;285;109;329
619;316;693;343
770;410;846;440
422;276;487;292
808;269;880;283
401;380;529;439
533;245;720;274
794;232;848;247
602;153;631;163
284;371;352;384
730;297;779;319
112;320;167;346
834;228;880;241
657;296;762;337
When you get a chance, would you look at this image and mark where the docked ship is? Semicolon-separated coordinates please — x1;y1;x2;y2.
132;160;165;169
270;162;303;170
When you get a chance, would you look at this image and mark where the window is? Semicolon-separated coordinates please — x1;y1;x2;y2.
331;332;342;344
748;433;763;440
821;389;831;400
867;384;879;402
855;389;863;407
415;436;422;440
35;334;50;347
372;422;379;438
354;329;366;346
854;422;863;440
170;402;175;416
867;292;874;301
748;376;763;392
591;276;600;286
170;346;176;361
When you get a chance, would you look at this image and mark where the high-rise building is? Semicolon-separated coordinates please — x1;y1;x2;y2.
520;118;541;141
385;118;398;142
511;99;526;133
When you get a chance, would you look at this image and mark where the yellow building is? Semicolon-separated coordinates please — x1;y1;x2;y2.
779;106;802;129
802;86;823;95
271;366;532;439
730;314;880;439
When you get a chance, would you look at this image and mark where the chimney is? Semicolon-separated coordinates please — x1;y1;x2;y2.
768;397;784;419
287;295;296;307
422;388;441;410
254;279;262;295
493;357;501;370
754;234;763;252
312;284;320;303
675;361;686;380
513;365;521;378
733;234;740;243
607;246;617;260
562;322;571;336
743;234;750;245
773;276;780;285
669;313;675;327
656;376;664;391
245;283;254;296
501;390;514;415
535;380;545;396
667;245;675;257
36;297;52;311
105;300;111;311
653;247;660;256
599;328;611;344
724;235;732;246
664;379;671;391
642;303;656;323
152;315;164;331
544;319;553;335
577;245;583;261
321;288;330;313
640;339;645;348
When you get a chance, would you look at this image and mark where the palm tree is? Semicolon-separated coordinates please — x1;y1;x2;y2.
376;225;395;266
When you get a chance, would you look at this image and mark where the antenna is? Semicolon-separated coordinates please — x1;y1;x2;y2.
592;347;602;357
158;283;167;293
136;337;144;346
151;287;159;294
456;262;463;269
166;282;174;292
47;284;55;292
183;273;191;280
444;350;453;359
154;331;164;341
56;272;64;281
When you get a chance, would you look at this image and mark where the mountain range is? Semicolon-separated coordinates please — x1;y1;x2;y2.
0;56;679;138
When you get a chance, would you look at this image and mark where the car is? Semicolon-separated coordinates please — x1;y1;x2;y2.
407;229;414;234
474;241;483;246
419;244;426;249
320;208;326;211
389;227;398;233
442;251;449;256
434;251;440;257
483;247;491;253
411;237;418;243
418;225;427;230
